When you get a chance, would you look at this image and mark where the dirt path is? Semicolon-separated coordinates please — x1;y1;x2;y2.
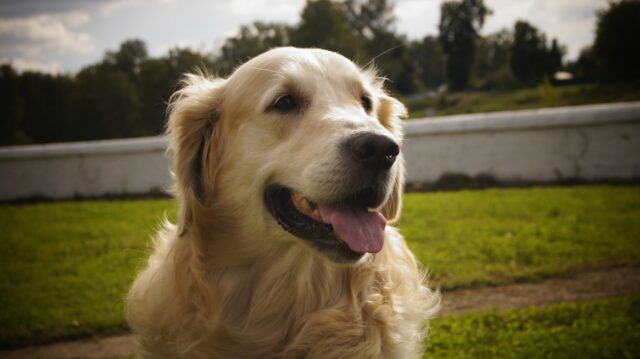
3;266;639;359
440;265;640;315
0;335;134;359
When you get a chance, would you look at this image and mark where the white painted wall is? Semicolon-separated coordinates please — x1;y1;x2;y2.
0;137;170;201
1;102;639;201
403;102;640;184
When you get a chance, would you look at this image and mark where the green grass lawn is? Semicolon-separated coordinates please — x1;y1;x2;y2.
406;83;640;118
425;296;640;358
0;185;639;347
0;200;176;347
401;186;640;289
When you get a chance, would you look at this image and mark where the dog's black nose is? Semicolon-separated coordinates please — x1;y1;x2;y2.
348;133;399;171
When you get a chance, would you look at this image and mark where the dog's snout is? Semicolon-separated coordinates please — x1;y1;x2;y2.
348;133;399;171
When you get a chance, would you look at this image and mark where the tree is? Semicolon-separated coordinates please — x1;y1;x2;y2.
345;0;399;59
345;0;420;94
345;0;396;40
136;58;176;136
593;0;640;82
71;64;142;140
510;20;565;84
0;65;25;145
291;0;363;60
438;0;492;91
567;46;596;82
510;21;547;84
104;39;149;78
547;39;563;74
18;71;73;143
472;30;513;88
138;48;215;135
0;65;75;145
217;22;291;75
407;36;446;90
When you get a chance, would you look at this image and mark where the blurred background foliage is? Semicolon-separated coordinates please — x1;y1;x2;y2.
1;0;638;146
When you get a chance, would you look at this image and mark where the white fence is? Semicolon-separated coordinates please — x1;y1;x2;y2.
0;137;169;201
403;102;640;185
1;102;639;201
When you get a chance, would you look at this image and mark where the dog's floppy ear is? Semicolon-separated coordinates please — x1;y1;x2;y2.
378;95;407;223
377;94;407;134
166;73;226;230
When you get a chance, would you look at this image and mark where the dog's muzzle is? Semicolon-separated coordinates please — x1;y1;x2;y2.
264;132;398;263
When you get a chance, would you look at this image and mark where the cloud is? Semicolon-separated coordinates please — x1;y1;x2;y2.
59;11;92;26
227;0;302;24
0;57;62;74
0;0;140;17
395;0;440;38
0;11;94;56
98;0;143;17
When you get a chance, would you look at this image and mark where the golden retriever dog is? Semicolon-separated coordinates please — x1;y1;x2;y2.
127;47;440;358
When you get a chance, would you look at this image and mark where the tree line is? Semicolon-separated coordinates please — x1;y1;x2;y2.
1;0;638;146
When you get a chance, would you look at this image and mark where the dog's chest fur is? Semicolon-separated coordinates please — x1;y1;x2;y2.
129;231;433;358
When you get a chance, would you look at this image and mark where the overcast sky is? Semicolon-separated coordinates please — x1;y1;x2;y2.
0;0;608;74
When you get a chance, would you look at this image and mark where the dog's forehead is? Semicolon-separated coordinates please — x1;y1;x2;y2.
256;47;358;74
232;47;369;91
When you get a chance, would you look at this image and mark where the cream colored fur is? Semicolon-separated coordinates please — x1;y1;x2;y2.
127;47;440;358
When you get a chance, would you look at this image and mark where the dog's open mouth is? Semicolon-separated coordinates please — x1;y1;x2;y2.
264;185;387;263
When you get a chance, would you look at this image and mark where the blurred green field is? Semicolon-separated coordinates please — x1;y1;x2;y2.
406;83;640;118
425;296;640;358
0;185;638;347
0;200;175;347
401;186;640;289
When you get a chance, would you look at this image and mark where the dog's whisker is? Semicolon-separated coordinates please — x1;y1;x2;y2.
363;43;407;70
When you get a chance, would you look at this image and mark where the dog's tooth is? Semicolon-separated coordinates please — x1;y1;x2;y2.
292;192;311;212
302;199;311;209
291;192;325;222
311;208;322;221
292;193;304;207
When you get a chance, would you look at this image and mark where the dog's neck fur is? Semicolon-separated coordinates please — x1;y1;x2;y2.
185;237;354;352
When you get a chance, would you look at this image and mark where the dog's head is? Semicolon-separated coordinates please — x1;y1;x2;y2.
168;47;406;263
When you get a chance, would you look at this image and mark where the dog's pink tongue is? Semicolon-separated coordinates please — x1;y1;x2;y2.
318;204;386;253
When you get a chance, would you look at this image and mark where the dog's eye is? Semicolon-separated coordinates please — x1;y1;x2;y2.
361;96;372;113
273;95;298;112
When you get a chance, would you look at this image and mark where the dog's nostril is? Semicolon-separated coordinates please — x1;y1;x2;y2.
385;142;400;159
349;133;399;171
